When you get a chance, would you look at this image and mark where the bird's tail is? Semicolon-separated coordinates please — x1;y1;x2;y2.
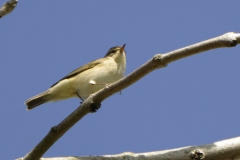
25;91;50;110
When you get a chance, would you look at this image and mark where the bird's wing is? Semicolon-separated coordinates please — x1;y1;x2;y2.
51;58;104;87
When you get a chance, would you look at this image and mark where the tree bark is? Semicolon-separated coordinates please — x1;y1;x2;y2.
19;136;240;160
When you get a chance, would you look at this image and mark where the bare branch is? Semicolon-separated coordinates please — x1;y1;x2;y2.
0;0;18;18
18;136;240;160
21;32;240;160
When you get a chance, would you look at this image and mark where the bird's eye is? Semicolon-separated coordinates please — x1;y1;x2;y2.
111;50;116;54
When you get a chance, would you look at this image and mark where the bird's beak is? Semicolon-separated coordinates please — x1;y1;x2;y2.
120;43;126;52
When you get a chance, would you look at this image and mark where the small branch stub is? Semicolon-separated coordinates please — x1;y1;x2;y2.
190;149;204;160
153;54;168;68
229;39;237;47
51;126;58;132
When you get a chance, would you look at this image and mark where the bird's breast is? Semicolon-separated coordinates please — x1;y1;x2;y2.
72;58;125;99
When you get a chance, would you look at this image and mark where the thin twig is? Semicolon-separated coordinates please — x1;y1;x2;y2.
0;0;18;18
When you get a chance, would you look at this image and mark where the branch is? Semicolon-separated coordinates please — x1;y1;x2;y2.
0;0;18;18
21;32;240;160
19;136;240;160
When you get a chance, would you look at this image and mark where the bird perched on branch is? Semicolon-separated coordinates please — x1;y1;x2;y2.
25;44;126;110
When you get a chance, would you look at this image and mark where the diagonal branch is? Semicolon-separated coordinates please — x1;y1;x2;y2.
0;0;18;18
21;32;240;160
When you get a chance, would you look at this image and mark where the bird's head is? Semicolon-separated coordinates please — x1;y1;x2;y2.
104;44;126;58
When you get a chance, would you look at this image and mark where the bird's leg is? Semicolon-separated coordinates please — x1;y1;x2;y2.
75;92;84;102
75;91;100;112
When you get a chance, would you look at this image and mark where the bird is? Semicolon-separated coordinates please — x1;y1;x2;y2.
25;44;126;110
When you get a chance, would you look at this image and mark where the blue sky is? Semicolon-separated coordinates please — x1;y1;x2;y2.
1;1;240;159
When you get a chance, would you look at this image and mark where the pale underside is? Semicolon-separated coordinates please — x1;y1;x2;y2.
46;57;125;101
